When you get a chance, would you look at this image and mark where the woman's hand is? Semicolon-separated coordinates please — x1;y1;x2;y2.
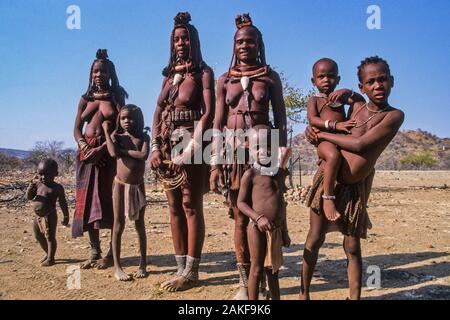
150;150;163;169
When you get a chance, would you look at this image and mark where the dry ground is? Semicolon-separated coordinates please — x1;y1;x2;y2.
0;171;449;300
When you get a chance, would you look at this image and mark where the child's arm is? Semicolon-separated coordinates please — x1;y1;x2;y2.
329;89;365;107
56;184;70;226
26;181;37;200
237;170;273;232
120;134;150;161
307;97;329;130
102;121;120;158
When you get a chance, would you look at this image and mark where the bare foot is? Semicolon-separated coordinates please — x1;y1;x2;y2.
80;253;101;269
161;276;197;292
93;256;113;269
299;292;310;300
323;199;341;221
134;268;148;279
41;258;55;267
114;268;132;281
40;255;48;263
233;286;248;300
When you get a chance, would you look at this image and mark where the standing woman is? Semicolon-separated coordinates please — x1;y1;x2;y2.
210;13;288;299
150;12;215;292
73;49;128;269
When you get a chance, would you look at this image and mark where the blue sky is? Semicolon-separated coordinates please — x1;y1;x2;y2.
1;0;449;150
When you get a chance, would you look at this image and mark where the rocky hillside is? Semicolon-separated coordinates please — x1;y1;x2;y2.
291;129;450;172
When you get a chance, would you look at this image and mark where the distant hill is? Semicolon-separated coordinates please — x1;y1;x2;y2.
0;148;31;160
291;129;450;172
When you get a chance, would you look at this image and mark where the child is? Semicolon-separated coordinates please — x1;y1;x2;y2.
301;56;404;300
26;159;69;266
103;104;150;281
237;125;290;300
307;58;364;221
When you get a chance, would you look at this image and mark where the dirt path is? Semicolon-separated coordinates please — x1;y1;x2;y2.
0;171;449;300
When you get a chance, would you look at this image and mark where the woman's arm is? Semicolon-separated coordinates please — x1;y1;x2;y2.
270;71;287;147
319;109;405;152
73;98;87;142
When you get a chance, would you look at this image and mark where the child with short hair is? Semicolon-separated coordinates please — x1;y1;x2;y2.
103;104;150;281
237;124;290;300
26;159;69;266
307;58;365;221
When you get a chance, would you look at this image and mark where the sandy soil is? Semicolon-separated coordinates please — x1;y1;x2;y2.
0;171;449;300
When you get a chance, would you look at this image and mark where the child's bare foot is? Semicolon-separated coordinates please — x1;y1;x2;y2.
41;258;55;267
134;268;147;279
161;276;197;292
114;268;132;281
93;256;113;269
323;198;341;221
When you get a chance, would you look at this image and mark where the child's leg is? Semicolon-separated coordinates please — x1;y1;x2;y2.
112;182;131;281
247;223;267;300
265;268;280;300
300;209;327;300
134;205;147;278
42;213;57;266
343;235;362;300
33;217;48;263
317;141;342;221
281;201;291;247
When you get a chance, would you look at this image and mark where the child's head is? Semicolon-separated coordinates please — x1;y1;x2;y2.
117;104;145;136
37;158;58;183
357;56;394;105
311;58;340;95
249;124;276;166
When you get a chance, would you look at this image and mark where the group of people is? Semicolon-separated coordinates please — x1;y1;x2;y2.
26;12;404;300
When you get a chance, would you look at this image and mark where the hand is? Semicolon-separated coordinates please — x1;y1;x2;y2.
328;89;352;104
304;125;320;145
256;215;273;232
336;120;357;133
102;121;113;133
61;216;69;227
150;150;163;169
209;167;225;193
84;146;106;166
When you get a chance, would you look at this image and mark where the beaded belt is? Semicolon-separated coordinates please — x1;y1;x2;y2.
169;109;202;125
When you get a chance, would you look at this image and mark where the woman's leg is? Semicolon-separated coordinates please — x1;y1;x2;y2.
183;164;206;258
